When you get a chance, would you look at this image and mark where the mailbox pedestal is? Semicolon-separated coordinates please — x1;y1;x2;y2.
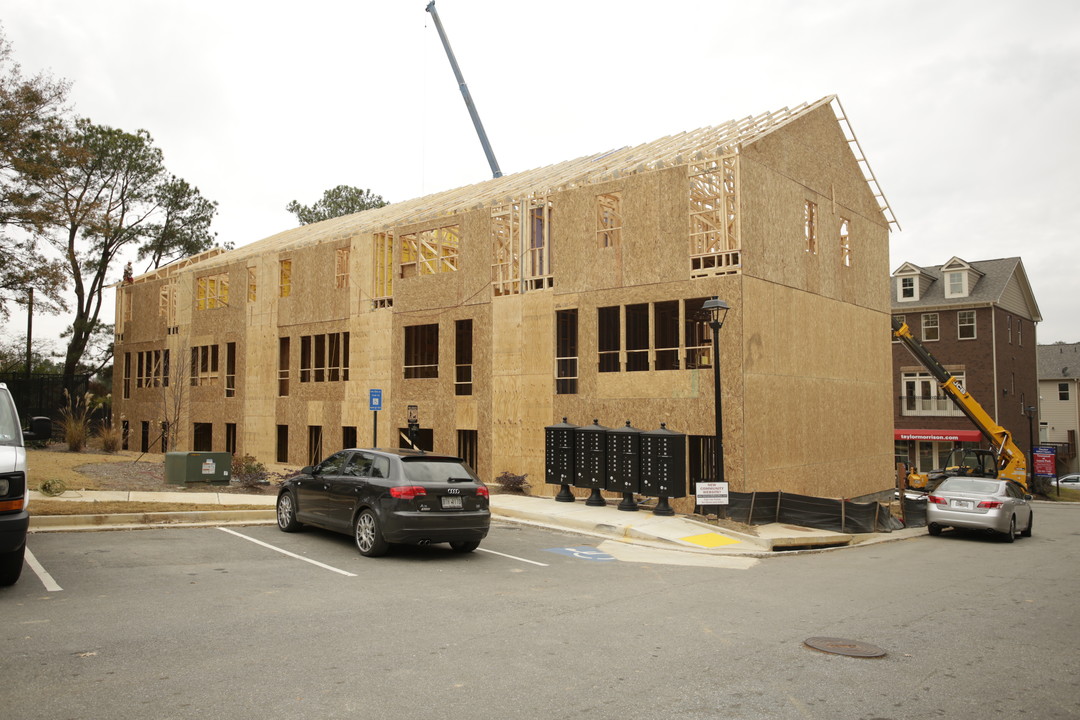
545;418;578;502
640;423;686;516
574;420;610;506
607;421;643;511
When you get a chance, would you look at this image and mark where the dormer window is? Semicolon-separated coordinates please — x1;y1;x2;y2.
946;271;967;298
899;276;916;300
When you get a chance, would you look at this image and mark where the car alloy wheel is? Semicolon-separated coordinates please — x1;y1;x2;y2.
354;509;389;557
276;493;301;532
1003;516;1016;543
1020;513;1033;538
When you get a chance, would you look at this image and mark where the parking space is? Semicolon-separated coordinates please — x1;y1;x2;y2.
14;518;758;596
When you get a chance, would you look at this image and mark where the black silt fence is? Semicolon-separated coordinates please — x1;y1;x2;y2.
728;491;902;533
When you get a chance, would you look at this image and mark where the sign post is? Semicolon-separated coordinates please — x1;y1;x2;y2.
369;389;382;448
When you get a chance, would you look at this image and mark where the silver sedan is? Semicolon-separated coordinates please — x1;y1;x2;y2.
926;477;1033;542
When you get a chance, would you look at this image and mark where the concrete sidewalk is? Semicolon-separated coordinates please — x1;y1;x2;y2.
26;489;926;554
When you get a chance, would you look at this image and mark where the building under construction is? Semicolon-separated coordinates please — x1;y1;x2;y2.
113;95;898;509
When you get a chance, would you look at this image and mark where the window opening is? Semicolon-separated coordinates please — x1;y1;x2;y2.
279;259;292;298
839;218;851;267
190;345;220;386
625;304;650;372
372;232;394;308
457;429;478;473
196;272;229;310
247;266;256;302
225;342;236;397
597;193;621;249
278;337;290;396
804;200;817;254
277;425;289;463
401;225;460;277
225;423;237;454
455;319;473;396
654;301;680;370
335;248;350;289
556;309;578;394
598;306;620;373
343;426;357;450
404;324;439;379
684;298;712;368
308;426;323;466
690;158;740;277
193;423;213;452
491;203;520;296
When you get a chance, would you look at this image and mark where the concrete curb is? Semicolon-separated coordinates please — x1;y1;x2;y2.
30;510;276;532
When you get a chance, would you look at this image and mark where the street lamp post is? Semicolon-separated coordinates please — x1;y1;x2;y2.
1025;405;1037;489
701;297;730;501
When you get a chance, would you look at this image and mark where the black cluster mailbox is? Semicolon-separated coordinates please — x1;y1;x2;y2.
607;421;643;511
574;420;609;506
545;418;578;502
545;418;686;514
639;423;687;516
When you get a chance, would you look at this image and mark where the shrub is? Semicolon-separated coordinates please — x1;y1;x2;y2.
97;419;122;453
38;478;67;496
231;454;271;490
494;471;530;494
59;390;93;452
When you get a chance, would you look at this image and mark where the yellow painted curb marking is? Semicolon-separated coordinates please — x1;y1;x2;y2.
681;532;741;548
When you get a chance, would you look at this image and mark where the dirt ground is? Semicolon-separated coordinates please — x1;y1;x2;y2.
25;442;291;495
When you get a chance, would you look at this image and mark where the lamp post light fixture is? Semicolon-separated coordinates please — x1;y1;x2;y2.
1025;405;1037;489
701;296;730;498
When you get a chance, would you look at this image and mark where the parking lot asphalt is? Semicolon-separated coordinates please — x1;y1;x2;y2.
25;489;934;556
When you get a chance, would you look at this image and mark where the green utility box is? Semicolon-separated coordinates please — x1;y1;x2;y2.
165;451;232;485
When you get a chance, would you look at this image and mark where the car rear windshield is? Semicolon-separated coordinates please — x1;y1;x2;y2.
401;458;479;484
938;478;1001;495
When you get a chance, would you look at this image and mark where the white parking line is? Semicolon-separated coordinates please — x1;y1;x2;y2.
476;547;549;566
217;528;358;577
25;548;63;592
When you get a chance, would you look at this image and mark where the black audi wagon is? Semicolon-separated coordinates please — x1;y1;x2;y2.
276;448;490;556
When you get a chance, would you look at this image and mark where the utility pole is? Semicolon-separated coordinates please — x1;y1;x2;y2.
425;1;503;179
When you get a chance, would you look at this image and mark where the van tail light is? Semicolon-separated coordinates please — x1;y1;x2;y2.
977;500;1003;509
476;486;489;499
927;495;947;505
390;486;427;500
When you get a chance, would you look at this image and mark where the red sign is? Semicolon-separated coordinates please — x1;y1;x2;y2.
1032;446;1056;477
894;429;983;442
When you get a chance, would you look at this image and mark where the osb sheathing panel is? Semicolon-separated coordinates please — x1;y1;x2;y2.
551;168;690;296
742;104;886;229
393;209;492;314
276;241;351;329
740;277;892;497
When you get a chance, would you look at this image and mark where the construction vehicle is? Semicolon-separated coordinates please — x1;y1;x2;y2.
892;317;1028;490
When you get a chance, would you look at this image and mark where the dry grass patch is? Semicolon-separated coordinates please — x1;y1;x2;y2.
31;500;271;516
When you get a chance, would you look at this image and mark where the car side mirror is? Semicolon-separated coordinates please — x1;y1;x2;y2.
1025;494;1033;501
301;465;315;475
23;416;53;442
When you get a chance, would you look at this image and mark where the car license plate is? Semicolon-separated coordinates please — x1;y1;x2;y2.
441;496;463;510
951;499;973;510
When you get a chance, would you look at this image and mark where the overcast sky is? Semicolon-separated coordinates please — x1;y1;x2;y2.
4;0;1079;347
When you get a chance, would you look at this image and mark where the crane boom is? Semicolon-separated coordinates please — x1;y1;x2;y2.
425;1;503;179
892;317;1028;488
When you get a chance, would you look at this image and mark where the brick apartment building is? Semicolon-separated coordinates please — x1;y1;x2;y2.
892;257;1041;475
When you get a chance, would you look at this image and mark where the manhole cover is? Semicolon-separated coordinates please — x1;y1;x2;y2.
803;637;886;658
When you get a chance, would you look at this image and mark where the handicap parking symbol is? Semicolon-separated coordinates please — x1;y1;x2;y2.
543;546;615;561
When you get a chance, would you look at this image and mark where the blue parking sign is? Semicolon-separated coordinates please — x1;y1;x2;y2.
369;389;382;411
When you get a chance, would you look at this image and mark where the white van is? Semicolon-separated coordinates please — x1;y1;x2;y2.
0;382;52;586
